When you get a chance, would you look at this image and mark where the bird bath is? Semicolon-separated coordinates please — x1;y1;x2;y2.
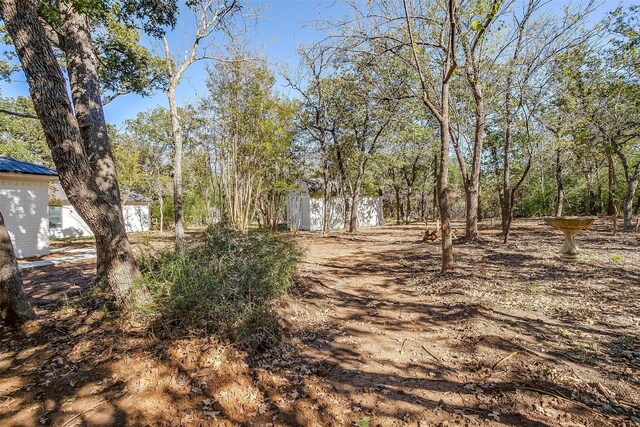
543;216;597;261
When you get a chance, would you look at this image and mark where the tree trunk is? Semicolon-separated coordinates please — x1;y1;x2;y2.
464;186;479;238
607;152;616;216
322;166;330;234
159;195;164;233
166;83;185;250
596;161;604;213
500;15;528;244
60;4;143;301
405;188;411;224
582;162;597;215
394;185;401;225
432;155;438;220
342;194;350;231
477;187;483;222
1;0;144;308
615;150;640;231
501;96;513;241
622;178;638;230
0;211;36;326
348;195;358;233
465;77;484;240
555;149;564;217
438;82;453;271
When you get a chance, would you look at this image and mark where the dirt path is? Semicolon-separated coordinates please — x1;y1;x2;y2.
1;223;638;426
277;224;639;426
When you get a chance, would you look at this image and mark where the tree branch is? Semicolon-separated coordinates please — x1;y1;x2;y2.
0;108;38;119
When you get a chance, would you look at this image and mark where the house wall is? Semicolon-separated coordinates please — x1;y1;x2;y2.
287;193;310;231
123;204;150;232
0;176;50;258
308;198;345;231
356;197;384;228
49;205;93;238
287;193;383;231
49;204;150;238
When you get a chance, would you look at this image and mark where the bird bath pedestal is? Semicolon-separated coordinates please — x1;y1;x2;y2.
543;216;597;261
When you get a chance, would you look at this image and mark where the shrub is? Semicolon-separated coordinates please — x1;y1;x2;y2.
138;226;302;346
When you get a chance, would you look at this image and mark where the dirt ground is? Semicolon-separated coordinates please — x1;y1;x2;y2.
1;220;639;426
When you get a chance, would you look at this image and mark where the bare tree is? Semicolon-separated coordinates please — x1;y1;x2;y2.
401;0;457;270
498;0;597;242
162;0;240;249
454;0;503;240
285;47;336;234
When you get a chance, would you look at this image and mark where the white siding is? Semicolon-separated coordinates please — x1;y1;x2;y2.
49;205;93;238
123;205;149;232
308;198;344;231
287;194;383;231
0;177;50;258
356;197;384;228
50;204;150;238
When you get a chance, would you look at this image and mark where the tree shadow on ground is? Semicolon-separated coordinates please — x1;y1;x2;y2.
2;222;638;426
283;223;639;425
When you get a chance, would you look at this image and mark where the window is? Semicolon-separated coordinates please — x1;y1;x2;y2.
49;206;62;229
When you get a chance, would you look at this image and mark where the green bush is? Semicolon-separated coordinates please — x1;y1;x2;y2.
139;226;302;346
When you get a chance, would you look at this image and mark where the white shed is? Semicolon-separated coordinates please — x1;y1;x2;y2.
49;182;151;238
287;179;383;231
0;156;57;258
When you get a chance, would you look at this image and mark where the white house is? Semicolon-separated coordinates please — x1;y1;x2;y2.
49;182;151;238
287;179;383;231
0;156;57;258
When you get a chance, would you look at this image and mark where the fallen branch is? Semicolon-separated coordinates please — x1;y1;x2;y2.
60;400;106;427
421;344;441;364
492;351;518;370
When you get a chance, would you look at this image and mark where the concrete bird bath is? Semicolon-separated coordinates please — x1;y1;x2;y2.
543;216;597;261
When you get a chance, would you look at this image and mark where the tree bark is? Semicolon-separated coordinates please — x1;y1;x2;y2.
432;155;438;220
607;152;616;216
581;160;597;215
622;178;638;230
438;81;454;271
0;210;36;326
500;7;529;244
501;79;513;240
555;149;564;216
461;51;485;241
159;195;164;233
403;0;454;270
166;82;185;249
615;148;640;231
394;184;401;225
1;0;144;308
322;163;330;233
60;3;143;300
348;163;367;233
405;189;411;224
465;185;479;239
348;194;358;233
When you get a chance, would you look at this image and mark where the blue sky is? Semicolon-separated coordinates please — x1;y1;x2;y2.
0;0;626;126
3;0;354;126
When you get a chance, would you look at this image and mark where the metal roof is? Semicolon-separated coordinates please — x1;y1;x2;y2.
50;182;152;205
0;156;58;176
